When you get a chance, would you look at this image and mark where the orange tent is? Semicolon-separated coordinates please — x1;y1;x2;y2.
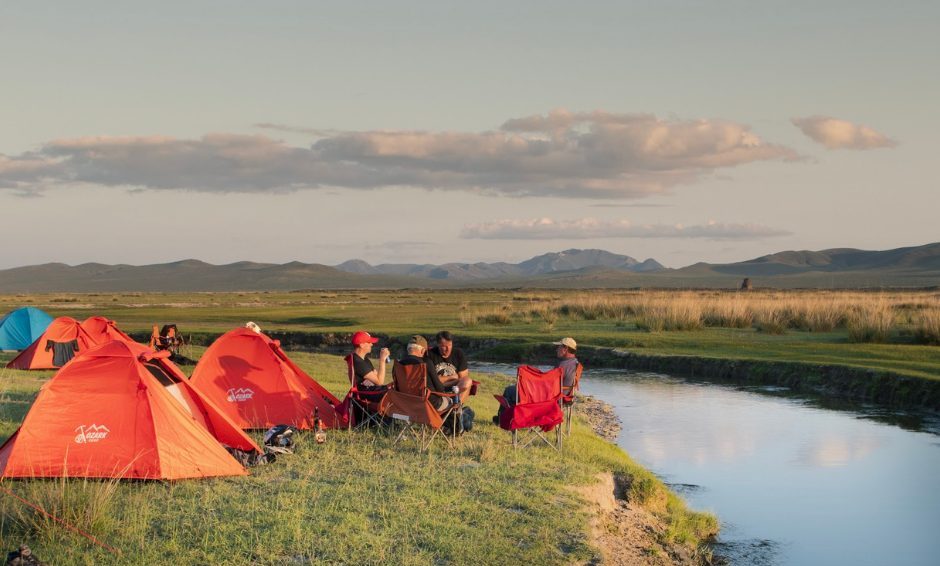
80;316;137;345
6;316;137;370
189;327;341;430
0;341;259;480
5;317;98;370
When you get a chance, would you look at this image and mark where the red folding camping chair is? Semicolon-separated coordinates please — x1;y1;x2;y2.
494;365;564;450
340;354;388;431
562;364;584;437
379;362;461;450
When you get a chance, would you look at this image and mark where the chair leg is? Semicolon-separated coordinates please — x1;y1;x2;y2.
512;429;517;448
557;425;563;451
565;404;573;437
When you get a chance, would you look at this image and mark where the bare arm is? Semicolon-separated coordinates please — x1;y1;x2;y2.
363;348;389;386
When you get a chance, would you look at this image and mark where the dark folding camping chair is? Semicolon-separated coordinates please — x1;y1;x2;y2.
340;354;387;431
494;365;564;450
380;362;461;450
562;363;584;437
149;324;183;355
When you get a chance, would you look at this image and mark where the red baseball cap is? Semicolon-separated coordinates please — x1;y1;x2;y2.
351;331;379;345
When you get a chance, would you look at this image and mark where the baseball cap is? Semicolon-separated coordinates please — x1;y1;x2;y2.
408;334;428;349
351;331;379;345
552;337;577;351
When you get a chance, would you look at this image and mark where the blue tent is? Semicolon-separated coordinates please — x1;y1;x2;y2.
0;307;54;350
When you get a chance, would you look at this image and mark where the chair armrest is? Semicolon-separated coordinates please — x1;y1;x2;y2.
493;394;511;409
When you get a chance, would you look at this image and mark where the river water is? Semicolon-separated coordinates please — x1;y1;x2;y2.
474;364;940;566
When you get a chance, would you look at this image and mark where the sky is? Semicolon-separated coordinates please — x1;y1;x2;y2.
1;1;937;269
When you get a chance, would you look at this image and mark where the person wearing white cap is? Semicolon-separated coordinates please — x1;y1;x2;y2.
494;337;580;423
552;337;580;388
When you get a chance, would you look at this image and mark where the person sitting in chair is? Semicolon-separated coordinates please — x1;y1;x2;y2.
427;330;473;403
399;335;451;411
494;337;579;422
351;331;390;395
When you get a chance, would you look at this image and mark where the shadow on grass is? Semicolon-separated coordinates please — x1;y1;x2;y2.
278;316;358;327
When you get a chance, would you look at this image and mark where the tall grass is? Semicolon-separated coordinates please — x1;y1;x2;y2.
847;300;896;343
913;309;940;345
634;296;703;332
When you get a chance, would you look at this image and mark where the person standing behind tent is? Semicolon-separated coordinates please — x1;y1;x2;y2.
426;330;472;403
351;331;390;394
494;336;579;421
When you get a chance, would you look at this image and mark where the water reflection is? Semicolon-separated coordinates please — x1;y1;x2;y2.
578;370;940;566
794;432;883;468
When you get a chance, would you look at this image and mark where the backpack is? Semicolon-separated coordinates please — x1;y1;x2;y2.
263;424;299;454
443;407;475;437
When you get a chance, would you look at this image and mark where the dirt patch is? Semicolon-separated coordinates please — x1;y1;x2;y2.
575;397;706;565
576;472;701;566
575;394;622;442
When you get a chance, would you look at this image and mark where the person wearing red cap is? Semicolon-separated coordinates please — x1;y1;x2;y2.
351;331;390;394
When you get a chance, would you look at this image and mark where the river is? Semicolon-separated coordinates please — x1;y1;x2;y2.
475;364;940;566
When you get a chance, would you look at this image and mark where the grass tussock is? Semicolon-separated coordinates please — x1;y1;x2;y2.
634;297;703;332
847;301;896;343
913;309;940;345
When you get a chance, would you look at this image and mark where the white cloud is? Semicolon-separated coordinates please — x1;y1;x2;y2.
460;218;791;240
1;109;796;198
792;116;896;150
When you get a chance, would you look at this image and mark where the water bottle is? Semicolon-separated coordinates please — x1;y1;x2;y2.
452;385;460;405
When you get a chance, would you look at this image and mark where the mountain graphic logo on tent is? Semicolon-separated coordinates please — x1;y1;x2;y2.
226;388;255;402
74;424;110;444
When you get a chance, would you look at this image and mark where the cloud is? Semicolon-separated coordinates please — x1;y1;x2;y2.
460;218;791;240
792;116;896;150
1;109;797;198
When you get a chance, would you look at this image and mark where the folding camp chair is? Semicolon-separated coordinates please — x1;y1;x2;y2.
380;362;460;450
562;363;584;437
494;365;564;450
340;354;387;431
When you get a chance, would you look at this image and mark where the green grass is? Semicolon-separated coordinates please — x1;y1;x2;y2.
0;351;717;565
4;290;939;380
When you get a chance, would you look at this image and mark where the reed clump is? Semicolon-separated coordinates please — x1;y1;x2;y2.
847;301;896;343
913;308;940;345
634;296;703;332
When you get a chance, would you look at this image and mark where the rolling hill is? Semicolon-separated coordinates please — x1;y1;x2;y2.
0;244;936;292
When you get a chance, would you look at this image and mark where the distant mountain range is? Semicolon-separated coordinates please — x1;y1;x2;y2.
335;249;665;280
0;244;937;292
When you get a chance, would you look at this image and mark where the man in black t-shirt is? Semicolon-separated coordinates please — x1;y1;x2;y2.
426;330;472;402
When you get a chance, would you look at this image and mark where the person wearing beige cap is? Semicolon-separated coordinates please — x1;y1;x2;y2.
552;337;580;388
494;336;580;423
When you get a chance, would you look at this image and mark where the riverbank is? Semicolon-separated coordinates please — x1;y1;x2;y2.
475;342;940;411
125;328;940;410
572;395;712;566
0;351;717;565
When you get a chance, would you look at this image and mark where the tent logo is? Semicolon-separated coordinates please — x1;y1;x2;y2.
226;388;254;402
74;424;110;444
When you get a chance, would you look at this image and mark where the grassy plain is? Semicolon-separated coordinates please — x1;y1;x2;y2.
3;289;938;380
0;348;716;565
